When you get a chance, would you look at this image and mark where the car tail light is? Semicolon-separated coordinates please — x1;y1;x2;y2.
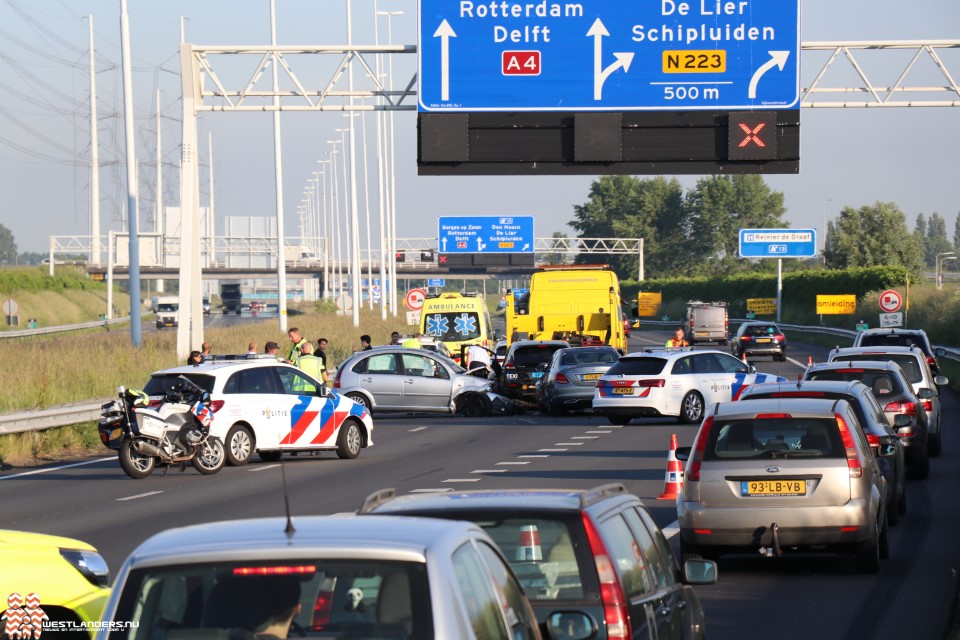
926;355;936;368
896;426;915;438
884;400;917;416
866;433;880;452
504;360;515;370
333;365;344;389
636;379;665;388
754;413;792;419
687;416;714;482
582;513;631;640
774;333;785;342
921;399;933;412
836;368;865;373
232;565;317;575
836;413;863;478
311;588;334;630
740;335;752;342
556;373;570;384
210;400;225;413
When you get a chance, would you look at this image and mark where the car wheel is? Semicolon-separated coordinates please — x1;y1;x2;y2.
225;424;254;466
345;392;370;410
336;420;363;459
777;353;787;362
193;438;226;475
679;391;705;424
854;520;881;574
607;415;631;426
458;393;490;417
118;439;155;479
908;449;930;480
929;431;942;457
259;450;283;463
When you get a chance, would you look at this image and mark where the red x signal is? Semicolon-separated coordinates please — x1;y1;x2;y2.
738;122;767;148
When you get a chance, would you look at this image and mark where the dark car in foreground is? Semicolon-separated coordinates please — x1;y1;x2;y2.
360;483;717;640
501;340;570;402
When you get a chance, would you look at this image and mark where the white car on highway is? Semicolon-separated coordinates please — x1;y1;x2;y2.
593;348;787;425
142;356;373;465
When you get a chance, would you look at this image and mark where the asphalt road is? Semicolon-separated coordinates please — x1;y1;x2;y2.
2;330;957;640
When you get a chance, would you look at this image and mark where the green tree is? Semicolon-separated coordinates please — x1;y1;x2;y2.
684;175;788;275
825;202;924;274
570;175;688;279
953;211;960;249
925;212;953;266
0;224;17;265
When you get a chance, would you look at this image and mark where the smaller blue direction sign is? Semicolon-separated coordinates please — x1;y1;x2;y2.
739;228;817;258
428;278;446;287
438;216;535;254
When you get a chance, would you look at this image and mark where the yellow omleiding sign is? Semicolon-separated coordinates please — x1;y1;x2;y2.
637;292;662;317
816;295;857;315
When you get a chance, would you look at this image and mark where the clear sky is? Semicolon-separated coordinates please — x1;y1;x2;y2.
1;0;958;274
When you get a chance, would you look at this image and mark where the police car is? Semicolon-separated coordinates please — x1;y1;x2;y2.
593;347;787;425
142;355;373;465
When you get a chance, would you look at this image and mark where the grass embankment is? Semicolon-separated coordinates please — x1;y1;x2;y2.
0;266;130;330
0;307;410;467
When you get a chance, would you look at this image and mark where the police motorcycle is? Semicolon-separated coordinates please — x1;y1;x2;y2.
98;376;226;479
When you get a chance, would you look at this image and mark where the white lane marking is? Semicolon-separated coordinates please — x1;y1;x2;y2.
0;456;115;481
117;491;163;501
496;461;530;465
586;430;612;434
443;478;481;483
571;436;599;440
250;464;281;472
786;356;807;368
604;425;624;429
556;442;584;446
519;454;549;458
472;469;507;474
409;488;452;493
539;448;567;452
662;520;679;539
409;426;429;432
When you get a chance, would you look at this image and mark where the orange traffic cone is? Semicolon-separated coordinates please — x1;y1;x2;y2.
516;524;543;561
807;355;813;366
658;434;684;500
741;352;748;364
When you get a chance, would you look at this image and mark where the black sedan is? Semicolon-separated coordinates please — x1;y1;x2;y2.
731;321;787;361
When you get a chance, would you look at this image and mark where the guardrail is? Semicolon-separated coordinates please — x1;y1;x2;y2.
0;316;130;340
2;321;958;437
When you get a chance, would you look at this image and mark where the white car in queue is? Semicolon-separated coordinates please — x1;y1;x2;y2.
593;347;788;425
142;355;373;465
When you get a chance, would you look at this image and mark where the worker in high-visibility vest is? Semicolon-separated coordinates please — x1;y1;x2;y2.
401;332;424;349
295;342;329;391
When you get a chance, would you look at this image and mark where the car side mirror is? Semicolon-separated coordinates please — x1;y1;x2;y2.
544;611;597;640
893;414;911;428
683;559;718;585
748;365;757;374
877;436;898;457
675;446;691;461
917;387;936;399
934;375;949;386
934;347;946;357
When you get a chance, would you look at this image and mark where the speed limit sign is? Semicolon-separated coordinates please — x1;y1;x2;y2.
404;288;426;311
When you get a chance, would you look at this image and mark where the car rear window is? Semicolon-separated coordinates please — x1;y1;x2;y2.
111;560;433;640
143;373;215;396
837;354;922;383
560;348;619;366
859;334;929;353
512;345;565;367
703;417;844;460
805;370;905;395
743;325;779;336
606;357;667;376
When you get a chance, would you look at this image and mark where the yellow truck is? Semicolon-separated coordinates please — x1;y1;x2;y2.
505;265;627;353
419;292;494;363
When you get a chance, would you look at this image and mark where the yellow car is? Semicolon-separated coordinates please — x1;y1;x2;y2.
0;529;110;638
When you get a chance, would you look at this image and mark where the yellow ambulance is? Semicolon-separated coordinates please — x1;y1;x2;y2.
419;292;493;363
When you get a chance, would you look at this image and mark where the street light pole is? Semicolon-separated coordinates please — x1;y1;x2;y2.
936;252;956;290
821;197;832;262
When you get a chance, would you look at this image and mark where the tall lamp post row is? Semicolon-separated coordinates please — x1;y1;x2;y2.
936;252;956;291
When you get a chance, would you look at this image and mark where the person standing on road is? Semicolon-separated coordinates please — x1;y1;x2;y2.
247;342;258;355
389;331;401;345
286;328;306;363
359;335;373;351
297;342;329;384
465;343;493;377
187;350;203;365
200;342;213;362
402;333;424;349
666;327;689;348
316;337;330;369
265;341;280;358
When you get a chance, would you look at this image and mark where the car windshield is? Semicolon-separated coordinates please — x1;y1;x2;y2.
144;373;215;395
560;348;619;366
704;417;844;460
839;354;922;383
423;311;482;342
157;304;177;312
512;345;565;367
110;560;432;640
606;358;667;376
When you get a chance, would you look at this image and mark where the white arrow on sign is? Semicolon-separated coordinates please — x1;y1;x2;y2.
748;51;789;99
586;18;634;100
521;243;530;252
433;20;457;102
476;237;486;251
441;237;448;252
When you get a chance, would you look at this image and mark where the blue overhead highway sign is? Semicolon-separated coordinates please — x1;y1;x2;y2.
739;228;817;258
438;216;535;253
418;0;799;112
